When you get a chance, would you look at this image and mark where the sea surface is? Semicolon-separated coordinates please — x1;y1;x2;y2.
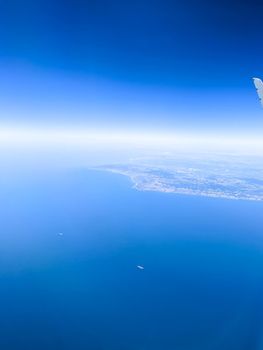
1;168;263;350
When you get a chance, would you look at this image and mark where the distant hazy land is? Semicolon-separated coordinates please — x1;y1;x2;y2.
97;153;263;201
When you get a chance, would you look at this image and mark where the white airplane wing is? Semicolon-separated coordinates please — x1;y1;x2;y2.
253;77;263;107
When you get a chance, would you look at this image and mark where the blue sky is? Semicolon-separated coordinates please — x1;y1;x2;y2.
0;0;263;134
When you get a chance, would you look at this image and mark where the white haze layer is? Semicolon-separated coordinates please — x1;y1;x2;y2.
1;126;263;201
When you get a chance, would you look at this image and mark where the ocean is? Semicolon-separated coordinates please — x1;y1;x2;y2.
0;168;263;349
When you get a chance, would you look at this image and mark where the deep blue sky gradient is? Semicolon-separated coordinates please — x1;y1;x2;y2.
0;0;263;132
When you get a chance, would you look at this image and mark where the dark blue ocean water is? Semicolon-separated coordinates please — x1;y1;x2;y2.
1;168;263;350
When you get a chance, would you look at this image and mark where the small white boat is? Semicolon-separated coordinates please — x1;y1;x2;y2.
137;265;144;270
